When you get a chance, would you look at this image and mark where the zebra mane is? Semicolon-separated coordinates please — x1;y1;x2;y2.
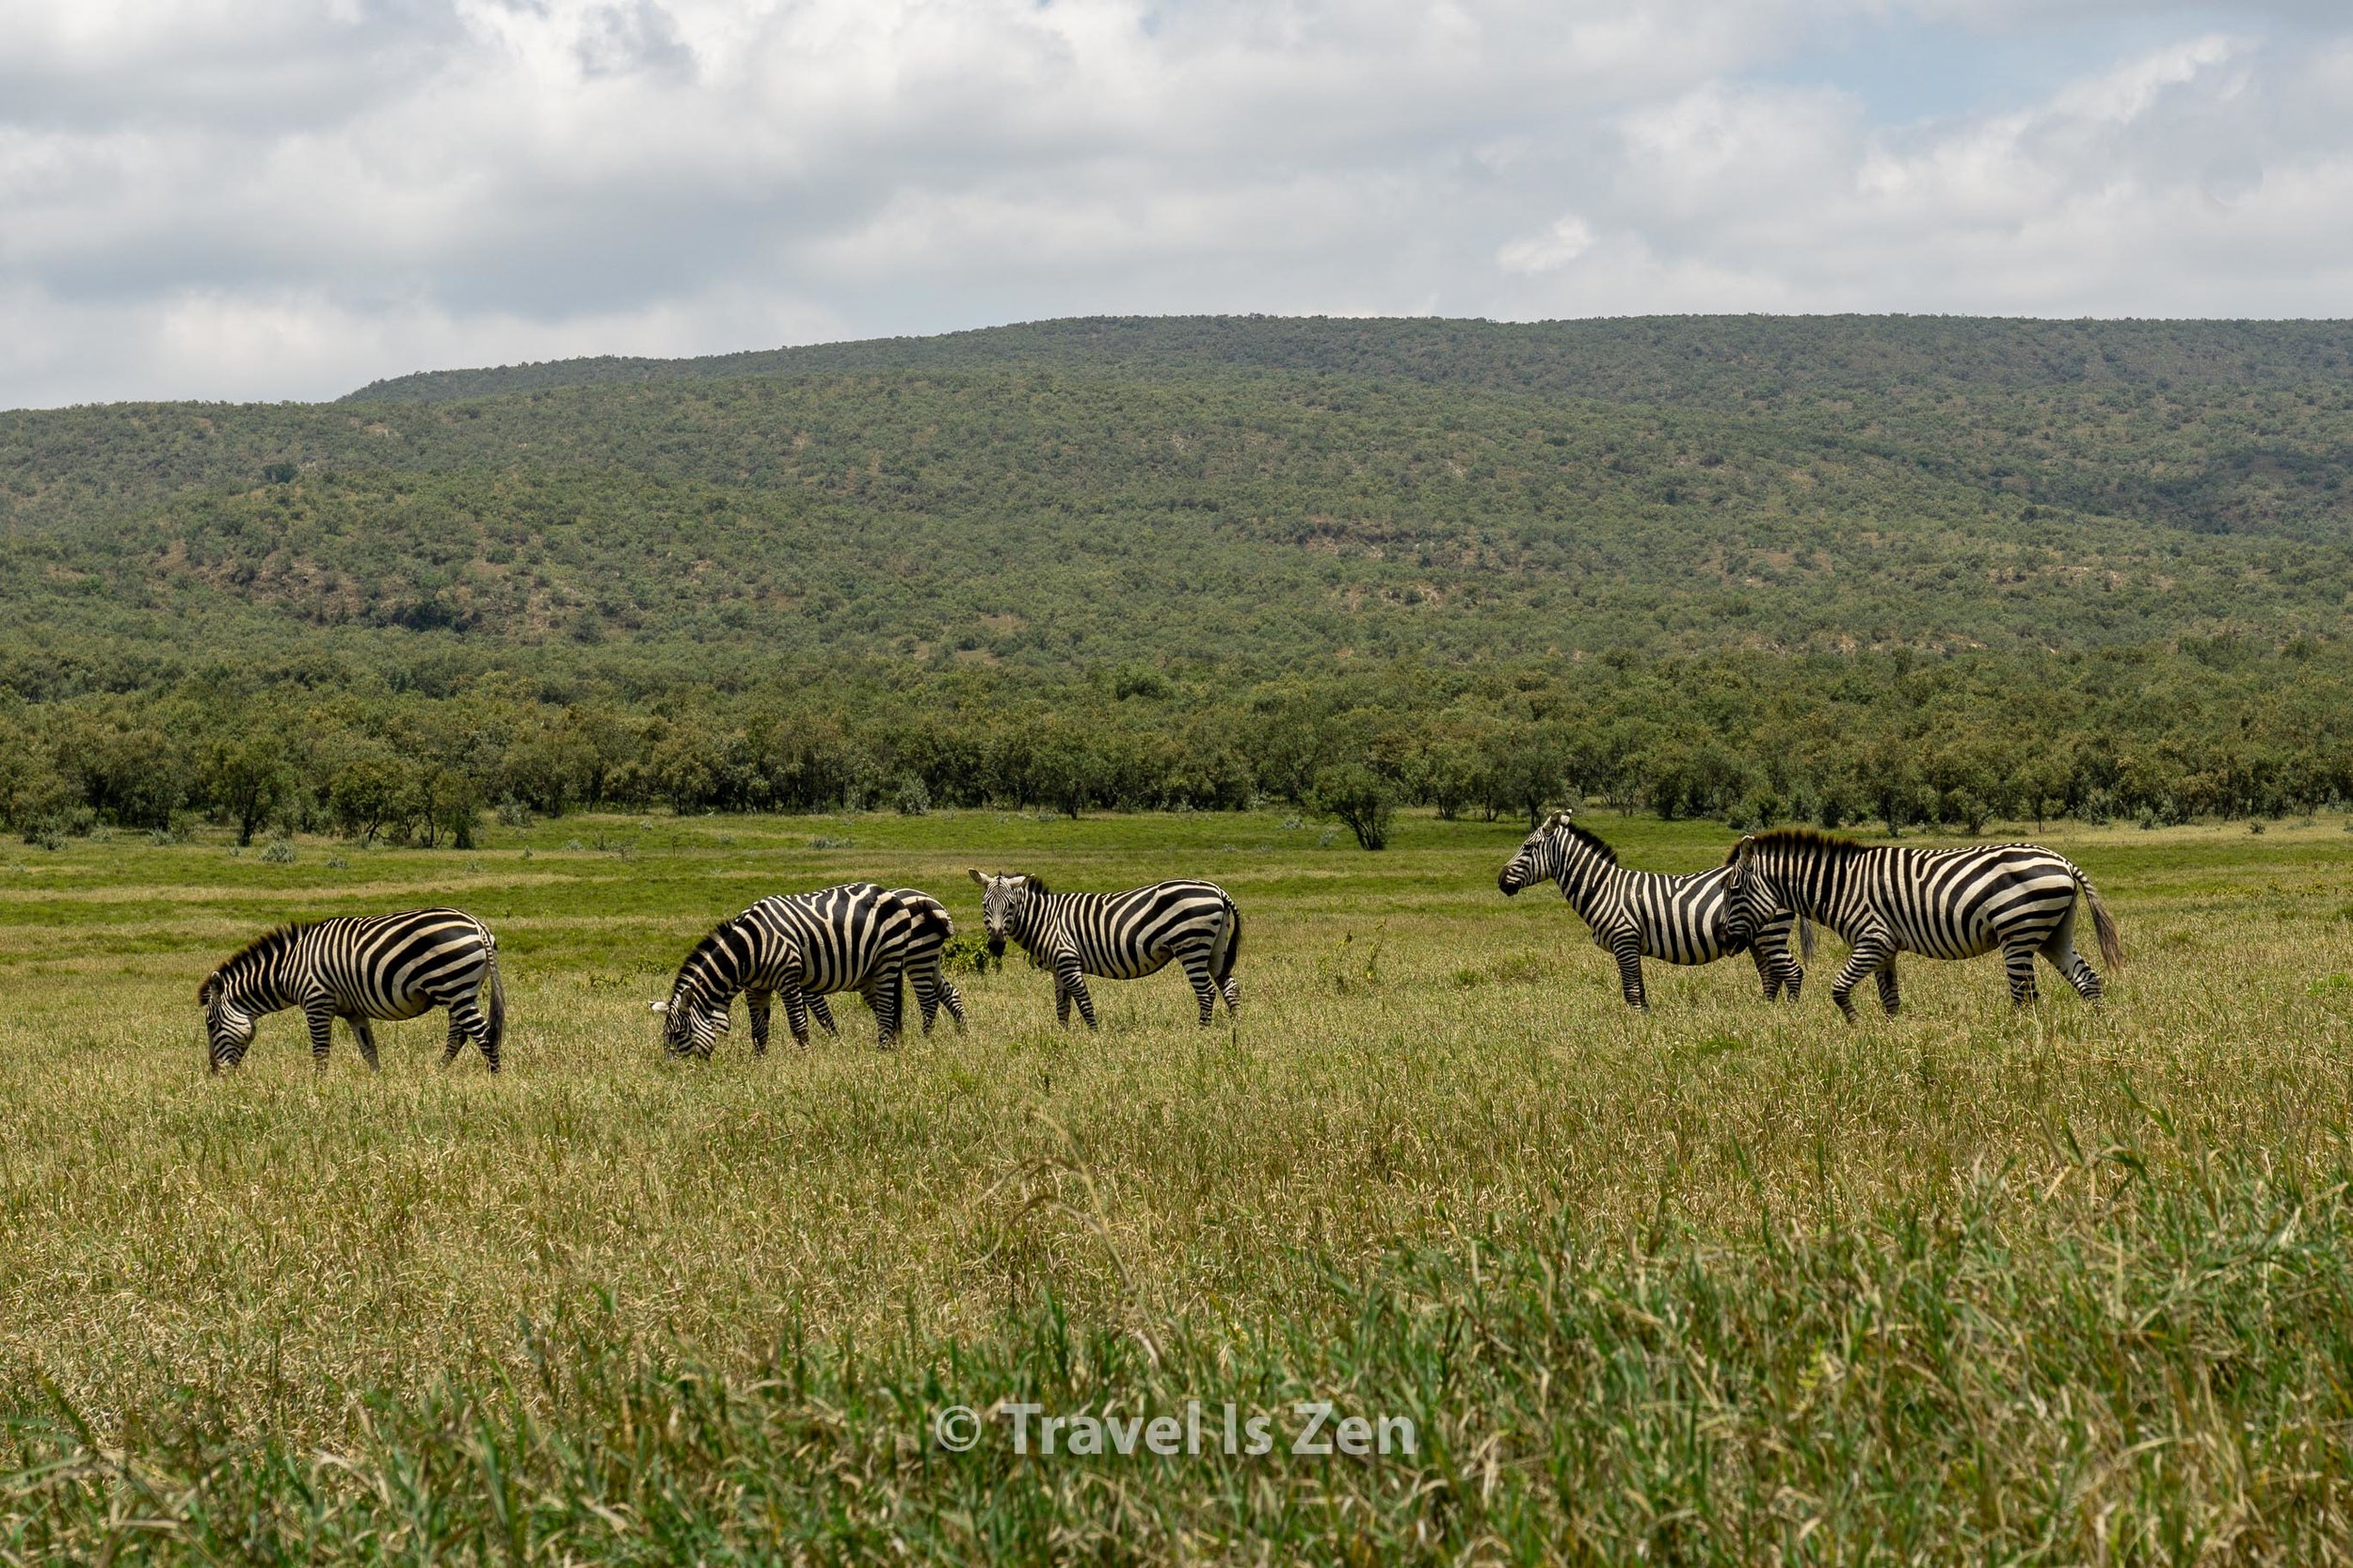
1546;816;1618;866
670;913;749;1000
1727;827;1865;864
1016;873;1048;897
199;920;315;1000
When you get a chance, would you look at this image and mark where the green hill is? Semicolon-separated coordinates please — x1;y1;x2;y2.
2;315;2350;839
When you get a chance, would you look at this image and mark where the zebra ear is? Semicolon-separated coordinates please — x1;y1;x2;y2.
649;1000;670;1014
967;868;987;887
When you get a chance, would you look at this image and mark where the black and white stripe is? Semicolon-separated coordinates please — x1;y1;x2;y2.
199;908;504;1072
1725;829;2122;1019
1498;810;1801;1009
656;882;912;1056
888;887;967;1035
791;888;967;1040
968;870;1241;1029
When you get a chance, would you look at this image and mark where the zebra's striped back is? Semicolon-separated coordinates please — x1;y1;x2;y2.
200;908;503;1071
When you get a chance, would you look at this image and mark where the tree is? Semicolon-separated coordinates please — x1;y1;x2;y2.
200;732;296;846
1309;764;1397;851
1481;728;1572;829
328;750;410;847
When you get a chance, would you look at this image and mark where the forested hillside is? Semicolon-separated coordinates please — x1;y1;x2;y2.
3;315;2350;845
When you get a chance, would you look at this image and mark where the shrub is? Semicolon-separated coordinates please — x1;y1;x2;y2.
940;932;1000;975
893;776;932;817
259;836;297;865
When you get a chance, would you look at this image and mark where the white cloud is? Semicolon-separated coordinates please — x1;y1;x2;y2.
0;0;2348;407
1497;216;1595;275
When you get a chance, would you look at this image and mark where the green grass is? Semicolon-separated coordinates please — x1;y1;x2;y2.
4;810;2352;1561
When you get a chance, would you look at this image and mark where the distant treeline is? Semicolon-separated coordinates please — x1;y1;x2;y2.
7;644;2348;850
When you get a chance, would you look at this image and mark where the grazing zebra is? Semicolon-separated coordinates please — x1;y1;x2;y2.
199;908;504;1073
653;882;910;1057
792;889;965;1039
1723;828;2122;1020
1497;810;1801;1009
968;871;1240;1029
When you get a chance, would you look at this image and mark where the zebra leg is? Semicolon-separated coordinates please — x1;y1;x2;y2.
1609;932;1648;1010
447;996;498;1071
1747;943;1780;1002
809;994;840;1037
305;1002;336;1068
2003;938;2041;1006
1178;951;1219;1026
1874;961;1901;1017
872;968;904;1048
1055;955;1098;1031
940;979;968;1033
1055;980;1072;1029
909;966;941;1035
2041;926;2105;1002
747;989;772;1055
782;986;812;1048
349;1016;380;1072
1221;974;1241;1016
1830;935;1894;1023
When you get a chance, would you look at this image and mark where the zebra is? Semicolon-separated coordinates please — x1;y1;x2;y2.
968;871;1241;1029
199;907;504;1073
1723;828;2122;1020
1497;810;1801;1009
652;882;912;1057
779;888;966;1040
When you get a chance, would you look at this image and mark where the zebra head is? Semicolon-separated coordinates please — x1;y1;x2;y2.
1722;835;1783;950
1497;809;1575;895
968;869;1039;959
197;970;257;1071
649;993;729;1059
1499;810;1614;899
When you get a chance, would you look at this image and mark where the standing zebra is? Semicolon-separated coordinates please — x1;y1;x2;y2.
200;908;504;1073
1497;810;1801;1009
1723;828;2122;1020
968;871;1241;1029
654;882;910;1057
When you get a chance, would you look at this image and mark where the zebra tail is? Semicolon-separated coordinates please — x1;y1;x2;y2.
2078;870;2123;970
1798;914;1816;966
484;937;507;1059
1212;902;1242;985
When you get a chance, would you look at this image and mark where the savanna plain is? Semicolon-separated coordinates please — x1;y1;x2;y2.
4;808;2352;1562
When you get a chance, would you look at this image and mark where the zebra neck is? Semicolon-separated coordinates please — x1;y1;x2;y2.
1768;854;1848;921
1007;897;1063;954
227;956;303;1016
1553;860;1619;923
694;930;761;1003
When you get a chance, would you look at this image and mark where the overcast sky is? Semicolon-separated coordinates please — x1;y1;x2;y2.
3;0;2347;408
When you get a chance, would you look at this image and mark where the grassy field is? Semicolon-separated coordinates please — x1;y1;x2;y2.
3;808;2352;1562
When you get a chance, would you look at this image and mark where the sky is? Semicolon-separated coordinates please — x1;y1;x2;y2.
2;0;2348;408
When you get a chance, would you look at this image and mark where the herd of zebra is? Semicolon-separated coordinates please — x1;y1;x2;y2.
195;816;2121;1071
